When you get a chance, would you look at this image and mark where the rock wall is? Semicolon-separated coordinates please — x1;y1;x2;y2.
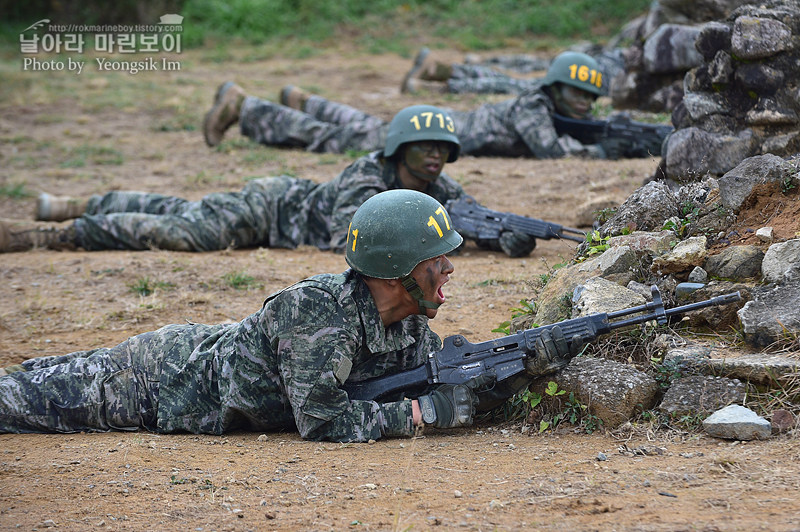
609;0;752;112
663;0;800;180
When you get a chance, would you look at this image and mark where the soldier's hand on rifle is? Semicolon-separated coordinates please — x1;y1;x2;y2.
417;373;495;429
525;325;586;377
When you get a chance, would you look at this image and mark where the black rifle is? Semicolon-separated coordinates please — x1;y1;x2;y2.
343;286;741;402
552;113;673;159
446;196;585;243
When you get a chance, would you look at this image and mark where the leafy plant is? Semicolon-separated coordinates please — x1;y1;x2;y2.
492;299;537;335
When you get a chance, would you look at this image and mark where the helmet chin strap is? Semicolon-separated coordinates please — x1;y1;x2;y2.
401;274;441;312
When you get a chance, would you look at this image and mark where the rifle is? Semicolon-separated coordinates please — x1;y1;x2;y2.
446;196;585;243
343;286;741;402
552;113;673;159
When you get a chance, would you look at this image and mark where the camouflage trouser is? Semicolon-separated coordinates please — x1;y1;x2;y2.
479;54;550;74
74;179;293;251
0;324;223;434
239;96;388;154
448;64;537;95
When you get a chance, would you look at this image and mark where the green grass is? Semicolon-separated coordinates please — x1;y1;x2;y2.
222;271;258;290
0;182;35;198
129;277;176;297
1;0;652;53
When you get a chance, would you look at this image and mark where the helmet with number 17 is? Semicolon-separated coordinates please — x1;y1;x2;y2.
383;105;460;163
543;51;604;97
345;189;462;280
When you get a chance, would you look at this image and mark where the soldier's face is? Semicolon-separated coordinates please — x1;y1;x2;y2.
402;141;450;182
410;254;454;319
554;84;595;119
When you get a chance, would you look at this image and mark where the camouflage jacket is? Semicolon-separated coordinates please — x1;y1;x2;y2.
451;83;596;158
247;151;465;251
157;270;442;441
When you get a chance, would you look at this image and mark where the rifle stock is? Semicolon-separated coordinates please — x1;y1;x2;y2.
445;197;585;243
342;286;741;402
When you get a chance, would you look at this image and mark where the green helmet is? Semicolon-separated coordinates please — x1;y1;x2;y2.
345;189;463;279
543;51;604;96
383;105;460;163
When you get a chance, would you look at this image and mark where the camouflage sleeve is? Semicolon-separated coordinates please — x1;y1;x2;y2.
510;92;600;159
277;326;414;442
327;157;391;252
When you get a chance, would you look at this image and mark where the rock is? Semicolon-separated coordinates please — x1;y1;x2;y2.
717;154;788;212
675;282;705;298
599;181;679;237
659;375;750;417
702;404;772;440
651;236;708;275
664;128;755;181
608;231;676;256
761;239;800;284
688;266;709;283
642;24;704;74
730;15;792;60
702;353;800;387
536;357;660;428
771;409;796;433
571;277;646;317
756;227;774;242
737;280;800;347
704;245;764;280
682;281;749;329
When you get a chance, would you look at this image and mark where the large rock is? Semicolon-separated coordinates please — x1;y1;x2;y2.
651;236;708;275
701;353;800;386
704;245;765;280
664;127;755;181
659;375;750;417
761;239;800;283
599;181;679;236
536;357;660;428
643;24;704;74
571;277;646;318
737;280;800;347
717;154;789;212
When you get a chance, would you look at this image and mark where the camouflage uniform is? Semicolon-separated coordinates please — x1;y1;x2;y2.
297;91;595;159
72;153;464;252
447;64;539;95
0;270;440;442
239;96;388;154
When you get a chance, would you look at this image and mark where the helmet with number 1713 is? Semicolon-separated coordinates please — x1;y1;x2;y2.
345;189;463;279
383;105;460;162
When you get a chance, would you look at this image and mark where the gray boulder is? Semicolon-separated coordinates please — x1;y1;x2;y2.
702;404;772;440
737;280;800;347
704;245;765;280
761;239;800;284
717;154;789;212
536;357;660;428
658;375;750;417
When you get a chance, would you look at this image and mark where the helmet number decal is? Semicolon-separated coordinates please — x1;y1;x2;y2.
409;111;456;133
347;223;359;252
427;206;452;238
567;63;602;90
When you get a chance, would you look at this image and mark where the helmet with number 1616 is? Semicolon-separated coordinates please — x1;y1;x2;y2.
543;51;605;96
345;189;462;279
383;105;460;162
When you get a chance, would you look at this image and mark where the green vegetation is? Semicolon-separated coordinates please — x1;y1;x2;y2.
2;0;652;53
222;270;258;290
0;182;35;199
129;277;176;296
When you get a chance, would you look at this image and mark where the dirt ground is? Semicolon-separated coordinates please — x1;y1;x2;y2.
1;45;799;531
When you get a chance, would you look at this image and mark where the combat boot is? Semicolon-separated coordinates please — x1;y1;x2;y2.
279;85;311;111
0;219;78;253
401;48;453;93
203;81;247;147
36;192;89;222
